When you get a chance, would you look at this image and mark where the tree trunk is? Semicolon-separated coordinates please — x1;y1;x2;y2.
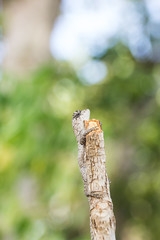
3;0;61;73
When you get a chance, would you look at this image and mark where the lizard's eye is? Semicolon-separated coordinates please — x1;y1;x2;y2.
73;110;81;119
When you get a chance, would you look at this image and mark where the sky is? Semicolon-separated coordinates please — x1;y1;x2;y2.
50;0;160;61
50;0;160;84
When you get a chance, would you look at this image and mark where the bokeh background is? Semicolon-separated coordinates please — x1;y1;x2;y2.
1;0;160;239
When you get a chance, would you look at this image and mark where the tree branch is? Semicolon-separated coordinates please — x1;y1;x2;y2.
72;110;116;240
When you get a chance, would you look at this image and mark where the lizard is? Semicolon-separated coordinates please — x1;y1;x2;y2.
72;109;98;196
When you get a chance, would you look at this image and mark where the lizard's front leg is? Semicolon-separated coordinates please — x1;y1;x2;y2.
80;126;98;145
79;126;98;197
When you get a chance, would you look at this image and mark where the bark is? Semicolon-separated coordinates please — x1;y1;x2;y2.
85;120;116;240
73;114;116;240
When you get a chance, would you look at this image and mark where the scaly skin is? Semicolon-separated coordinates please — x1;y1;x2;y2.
72;109;97;196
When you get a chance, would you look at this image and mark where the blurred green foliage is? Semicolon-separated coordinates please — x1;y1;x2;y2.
0;44;160;240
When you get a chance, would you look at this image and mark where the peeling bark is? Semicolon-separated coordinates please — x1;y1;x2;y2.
72;110;116;240
85;121;116;240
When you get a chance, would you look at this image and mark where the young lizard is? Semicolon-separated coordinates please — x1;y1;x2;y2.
72;109;98;196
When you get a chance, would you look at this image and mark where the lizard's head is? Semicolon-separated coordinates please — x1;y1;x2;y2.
72;109;90;142
72;109;90;121
72;109;90;137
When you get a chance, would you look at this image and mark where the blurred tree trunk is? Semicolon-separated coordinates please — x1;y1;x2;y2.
3;0;61;74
